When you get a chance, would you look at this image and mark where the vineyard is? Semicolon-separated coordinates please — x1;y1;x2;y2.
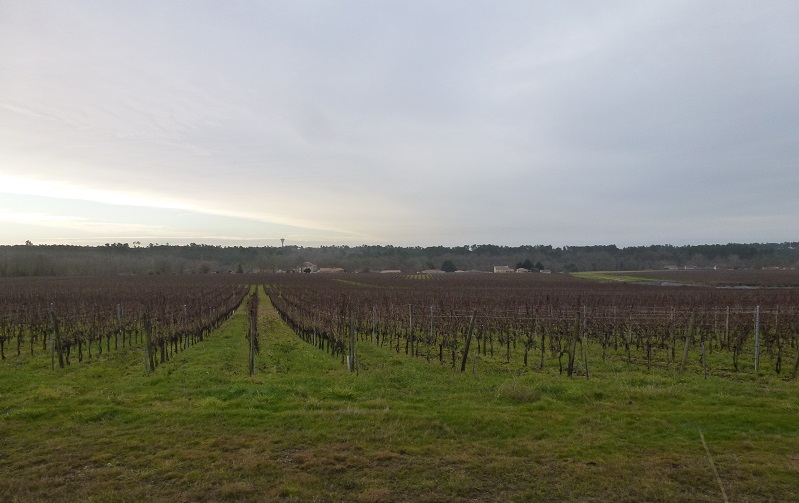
4;271;798;380
0;276;248;372
267;272;799;380
2;271;798;502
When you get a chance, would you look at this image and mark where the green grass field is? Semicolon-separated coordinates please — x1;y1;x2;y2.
571;271;682;284
2;296;798;502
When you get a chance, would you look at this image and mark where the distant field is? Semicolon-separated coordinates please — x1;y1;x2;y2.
2;275;798;502
575;268;799;287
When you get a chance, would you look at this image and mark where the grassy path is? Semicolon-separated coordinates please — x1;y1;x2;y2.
1;289;798;502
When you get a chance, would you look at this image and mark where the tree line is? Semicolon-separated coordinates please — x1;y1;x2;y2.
1;241;797;277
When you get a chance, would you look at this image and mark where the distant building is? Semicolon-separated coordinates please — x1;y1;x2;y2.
380;269;403;274
515;268;531;273
317;267;345;273
493;265;514;273
540;269;552;274
421;269;446;274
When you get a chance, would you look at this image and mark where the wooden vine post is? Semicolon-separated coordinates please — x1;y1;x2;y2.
460;310;477;373
143;314;154;376
567;316;579;378
679;314;694;375
48;307;58;371
350;314;358;374
247;291;259;376
753;305;761;374
582;305;589;379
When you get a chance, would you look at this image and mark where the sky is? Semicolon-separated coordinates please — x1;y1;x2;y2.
1;1;798;248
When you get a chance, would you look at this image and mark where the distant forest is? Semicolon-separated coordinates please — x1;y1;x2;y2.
1;242;797;277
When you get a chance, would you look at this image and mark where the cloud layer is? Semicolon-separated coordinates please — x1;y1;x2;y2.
2;1;798;247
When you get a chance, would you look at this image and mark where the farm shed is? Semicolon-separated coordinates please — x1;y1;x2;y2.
317;267;345;273
493;265;514;273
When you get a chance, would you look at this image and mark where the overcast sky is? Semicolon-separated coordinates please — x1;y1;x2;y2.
1;1;797;248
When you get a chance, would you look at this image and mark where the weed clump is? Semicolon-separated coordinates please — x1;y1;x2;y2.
496;378;542;403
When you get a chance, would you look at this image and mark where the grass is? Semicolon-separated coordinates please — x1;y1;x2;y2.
1;294;798;502
571;271;684;284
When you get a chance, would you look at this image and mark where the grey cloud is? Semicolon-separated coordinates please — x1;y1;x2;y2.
1;1;797;247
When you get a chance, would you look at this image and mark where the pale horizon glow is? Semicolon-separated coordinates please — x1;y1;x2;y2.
0;174;364;240
1;1;798;248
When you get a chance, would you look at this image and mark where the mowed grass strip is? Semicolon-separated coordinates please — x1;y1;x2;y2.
1;293;798;502
571;271;677;284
